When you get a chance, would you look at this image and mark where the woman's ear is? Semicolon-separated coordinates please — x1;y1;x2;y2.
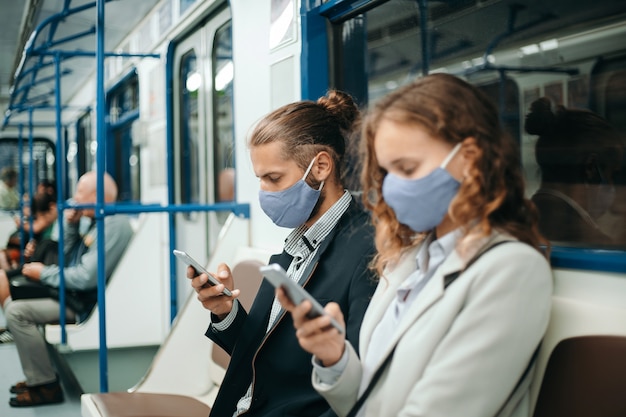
460;137;479;178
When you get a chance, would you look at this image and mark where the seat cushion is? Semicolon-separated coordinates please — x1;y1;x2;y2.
91;392;211;417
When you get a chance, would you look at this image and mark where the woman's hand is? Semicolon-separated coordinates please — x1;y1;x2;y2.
277;288;346;366
188;262;240;319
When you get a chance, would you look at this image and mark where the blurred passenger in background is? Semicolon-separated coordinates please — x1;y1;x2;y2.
0;181;58;271
188;90;377;417
526;97;625;247
0;167;19;210
0;171;133;407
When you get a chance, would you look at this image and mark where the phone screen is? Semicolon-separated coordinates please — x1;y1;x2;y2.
173;250;232;296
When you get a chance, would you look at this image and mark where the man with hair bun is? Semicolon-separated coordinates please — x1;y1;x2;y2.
187;91;377;417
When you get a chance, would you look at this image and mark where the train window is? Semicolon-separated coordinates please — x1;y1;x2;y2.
179;0;197;15
328;0;626;254
64;112;94;198
178;50;201;210
212;21;235;219
106;72;141;202
76;112;94;177
0;138;56;208
588;60;626;248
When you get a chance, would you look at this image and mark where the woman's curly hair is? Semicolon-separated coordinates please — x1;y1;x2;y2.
361;73;547;276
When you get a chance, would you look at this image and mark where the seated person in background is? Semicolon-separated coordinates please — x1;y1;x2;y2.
0;167;20;210
0;171;134;407
280;74;552;417
17;182;58;239
188;90;378;417
217;167;235;202
0;191;58;271
526;97;625;247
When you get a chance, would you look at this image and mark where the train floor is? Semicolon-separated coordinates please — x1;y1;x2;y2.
0;308;159;417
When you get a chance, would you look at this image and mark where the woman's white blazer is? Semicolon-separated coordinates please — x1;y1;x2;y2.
313;233;553;417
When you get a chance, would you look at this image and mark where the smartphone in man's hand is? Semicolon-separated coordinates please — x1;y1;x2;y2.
173;250;233;296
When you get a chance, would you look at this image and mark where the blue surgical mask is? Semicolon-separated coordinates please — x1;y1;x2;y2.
586;163;616;220
259;157;324;228
382;143;462;233
587;184;615;220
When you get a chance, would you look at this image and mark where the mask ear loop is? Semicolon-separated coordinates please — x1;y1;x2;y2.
302;155;325;191
440;143;462;169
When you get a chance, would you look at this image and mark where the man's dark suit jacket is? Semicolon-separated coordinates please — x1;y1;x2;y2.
206;199;377;417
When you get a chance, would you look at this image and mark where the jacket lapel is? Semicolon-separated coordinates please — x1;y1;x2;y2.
266;200;356;329
360;233;513;377
360;246;466;368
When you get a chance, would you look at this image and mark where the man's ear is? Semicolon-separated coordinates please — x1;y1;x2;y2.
461;137;479;177
312;151;333;182
583;153;600;182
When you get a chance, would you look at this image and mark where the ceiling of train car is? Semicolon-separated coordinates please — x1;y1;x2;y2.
2;0;623;129
0;0;160;128
365;0;626;81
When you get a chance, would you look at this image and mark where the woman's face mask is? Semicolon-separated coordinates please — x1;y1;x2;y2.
258;157;323;228
382;143;462;233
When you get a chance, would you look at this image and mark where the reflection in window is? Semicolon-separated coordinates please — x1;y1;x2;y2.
525;98;625;248
332;0;626;251
212;22;235;223
179;51;200;208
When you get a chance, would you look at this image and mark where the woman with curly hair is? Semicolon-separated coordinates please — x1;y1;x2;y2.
279;73;553;417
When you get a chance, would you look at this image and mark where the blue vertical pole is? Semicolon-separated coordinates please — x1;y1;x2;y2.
54;52;68;345
165;42;177;323
95;0;108;393
17;124;24;265
28;108;34;242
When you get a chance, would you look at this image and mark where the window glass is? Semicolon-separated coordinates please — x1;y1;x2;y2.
334;0;626;249
106;73;141;202
0;138;56;210
180;0;197;15
212;22;235;223
179;50;200;208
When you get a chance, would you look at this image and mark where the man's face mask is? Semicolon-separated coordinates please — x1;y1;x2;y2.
258;157;323;228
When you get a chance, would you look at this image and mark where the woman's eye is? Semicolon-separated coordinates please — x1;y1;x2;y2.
398;166;416;176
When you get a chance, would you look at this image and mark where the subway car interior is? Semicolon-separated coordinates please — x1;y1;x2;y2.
0;0;625;416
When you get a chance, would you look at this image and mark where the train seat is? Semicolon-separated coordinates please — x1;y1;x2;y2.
81;248;269;417
44;213;165;350
532;335;626;417
529;270;626;416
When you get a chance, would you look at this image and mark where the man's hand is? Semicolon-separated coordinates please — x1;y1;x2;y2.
22;262;44;280
188;262;240;320
65;208;82;224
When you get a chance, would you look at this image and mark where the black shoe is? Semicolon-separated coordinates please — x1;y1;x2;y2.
9;380;64;407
